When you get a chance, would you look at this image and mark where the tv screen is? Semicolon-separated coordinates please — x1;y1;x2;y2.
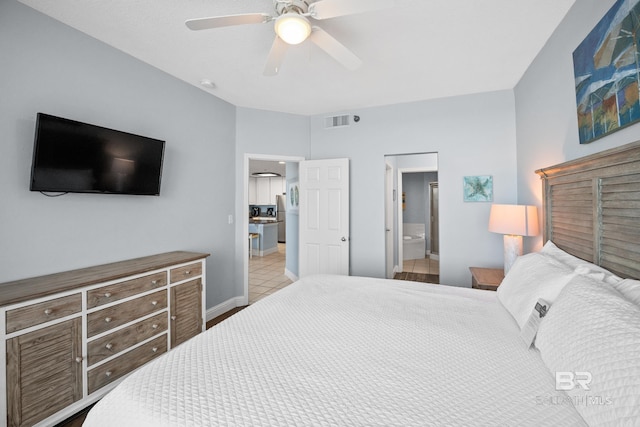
30;113;165;195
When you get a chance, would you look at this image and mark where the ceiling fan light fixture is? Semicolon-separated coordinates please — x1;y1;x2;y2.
274;14;311;45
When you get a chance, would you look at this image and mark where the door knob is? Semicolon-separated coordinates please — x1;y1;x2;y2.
341;237;347;242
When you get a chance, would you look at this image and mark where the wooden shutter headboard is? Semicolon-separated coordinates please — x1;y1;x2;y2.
535;140;640;280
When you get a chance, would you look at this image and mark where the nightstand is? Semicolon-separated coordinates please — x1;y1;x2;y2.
469;267;504;291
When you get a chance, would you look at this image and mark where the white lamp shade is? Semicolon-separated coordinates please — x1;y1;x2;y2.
488;204;539;237
274;14;311;45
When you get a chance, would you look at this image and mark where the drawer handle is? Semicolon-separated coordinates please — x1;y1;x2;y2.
152;347;158;353
184;270;191;275
105;343;113;350
151;280;158;285
105;370;112;377
152;323;159;329
44;308;53;315
105;317;112;323
151;300;158;306
171;315;177;321
75;356;83;364
104;292;112;298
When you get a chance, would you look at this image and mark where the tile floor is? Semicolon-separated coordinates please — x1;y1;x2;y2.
402;255;440;275
249;243;293;304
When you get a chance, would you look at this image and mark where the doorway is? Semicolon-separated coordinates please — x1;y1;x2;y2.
384;153;439;283
243;154;304;305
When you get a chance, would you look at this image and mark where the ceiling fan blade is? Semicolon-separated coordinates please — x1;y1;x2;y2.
309;27;362;70
263;36;289;76
308;0;391;20
185;13;270;30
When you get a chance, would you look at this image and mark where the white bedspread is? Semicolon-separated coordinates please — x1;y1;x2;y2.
84;275;586;426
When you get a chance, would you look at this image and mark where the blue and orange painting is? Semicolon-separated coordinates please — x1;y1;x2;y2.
573;0;640;144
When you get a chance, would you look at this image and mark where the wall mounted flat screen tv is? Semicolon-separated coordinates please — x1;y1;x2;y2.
30;113;165;195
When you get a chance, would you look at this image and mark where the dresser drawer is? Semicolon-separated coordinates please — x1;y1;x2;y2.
87;290;167;338
88;334;167;394
87;272;167;309
170;262;202;283
6;293;82;333
87;312;168;366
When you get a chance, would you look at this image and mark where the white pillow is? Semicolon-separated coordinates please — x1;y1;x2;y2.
540;240;622;285
496;252;575;330
613;278;640;307
535;274;640;425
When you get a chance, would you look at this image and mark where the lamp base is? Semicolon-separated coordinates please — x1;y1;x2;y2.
503;234;523;275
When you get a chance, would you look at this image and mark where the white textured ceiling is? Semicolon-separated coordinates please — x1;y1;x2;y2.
18;0;576;116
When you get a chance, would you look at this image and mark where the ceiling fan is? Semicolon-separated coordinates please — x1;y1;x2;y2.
185;0;391;76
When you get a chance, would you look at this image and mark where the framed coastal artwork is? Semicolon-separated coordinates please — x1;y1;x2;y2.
573;0;640;144
463;175;493;202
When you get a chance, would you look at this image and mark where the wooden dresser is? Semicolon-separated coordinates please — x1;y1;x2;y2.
0;251;209;427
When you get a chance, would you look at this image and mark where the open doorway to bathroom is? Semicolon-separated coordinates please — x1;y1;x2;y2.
384;153;439;284
244;154;304;305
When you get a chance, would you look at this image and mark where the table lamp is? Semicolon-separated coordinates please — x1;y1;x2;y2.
488;204;539;274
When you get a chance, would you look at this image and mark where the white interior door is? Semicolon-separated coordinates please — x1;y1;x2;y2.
299;158;349;277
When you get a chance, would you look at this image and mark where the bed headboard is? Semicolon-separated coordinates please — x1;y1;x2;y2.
535;140;640;280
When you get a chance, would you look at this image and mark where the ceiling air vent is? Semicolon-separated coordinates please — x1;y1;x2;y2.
324;115;350;129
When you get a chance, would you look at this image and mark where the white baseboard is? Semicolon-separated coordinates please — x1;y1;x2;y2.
284;268;298;282
258;247;278;257
206;296;245;322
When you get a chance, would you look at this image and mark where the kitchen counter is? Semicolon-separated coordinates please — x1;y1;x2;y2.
249;218;278;225
249;221;278;256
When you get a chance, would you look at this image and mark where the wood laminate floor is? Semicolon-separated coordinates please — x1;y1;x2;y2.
393;271;440;283
394;255;440;284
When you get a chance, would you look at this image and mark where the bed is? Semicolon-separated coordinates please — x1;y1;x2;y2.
84;142;640;426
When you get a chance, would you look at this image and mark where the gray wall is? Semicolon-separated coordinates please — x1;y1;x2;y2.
309;91;518;286
6;0;628;302
0;1;237;309
235;107;309;297
402;173;427;225
514;0;636;253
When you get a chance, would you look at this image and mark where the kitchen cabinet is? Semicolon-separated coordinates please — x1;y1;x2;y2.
256;178;271;205
270;177;285;201
250;177;285;206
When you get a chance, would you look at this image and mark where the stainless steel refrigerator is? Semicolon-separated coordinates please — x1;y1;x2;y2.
276;194;286;243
